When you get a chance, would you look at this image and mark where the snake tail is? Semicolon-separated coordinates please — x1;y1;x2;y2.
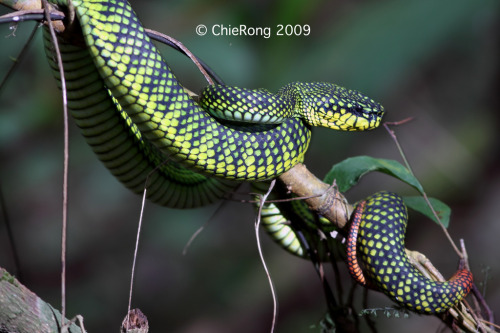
347;191;473;314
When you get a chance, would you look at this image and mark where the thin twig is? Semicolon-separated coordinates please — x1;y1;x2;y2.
255;179;278;333
183;226;205;255
328;245;343;307
146;28;224;85
362;287;377;333
145;28;213;85
0;10;222;86
0;21;38;96
479;319;500;331
182;199;234;255
126;186;148;331
0;9;65;23
0;182;23;282
42;1;69;329
244;192;324;204
383;121;462;257
123;156;170;330
0;17;40;285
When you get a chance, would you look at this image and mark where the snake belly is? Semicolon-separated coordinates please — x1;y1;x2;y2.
348;191;473;314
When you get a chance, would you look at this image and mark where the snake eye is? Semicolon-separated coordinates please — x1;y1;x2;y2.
351;105;365;115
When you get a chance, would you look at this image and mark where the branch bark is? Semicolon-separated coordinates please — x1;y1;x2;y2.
0;267;82;333
278;163;352;230
0;0;41;11
0;1;492;333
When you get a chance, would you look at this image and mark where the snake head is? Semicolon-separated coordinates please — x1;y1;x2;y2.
299;83;385;131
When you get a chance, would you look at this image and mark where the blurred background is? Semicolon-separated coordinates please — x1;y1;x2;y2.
0;0;498;331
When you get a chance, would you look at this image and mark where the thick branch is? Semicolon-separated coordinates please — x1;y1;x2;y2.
0;0;41;11
278;163;352;230
0;267;82;333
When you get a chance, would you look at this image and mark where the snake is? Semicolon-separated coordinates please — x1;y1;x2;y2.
252;181;339;260
347;191;473;313
38;0;471;316
42;0;383;209
260;191;473;313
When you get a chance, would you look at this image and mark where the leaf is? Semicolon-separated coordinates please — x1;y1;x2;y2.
324;156;424;193
323;156;450;227
403;196;451;228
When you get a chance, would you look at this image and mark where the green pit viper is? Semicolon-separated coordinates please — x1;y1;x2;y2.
41;0;472;314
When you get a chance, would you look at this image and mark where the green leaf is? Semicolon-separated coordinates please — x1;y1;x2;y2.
324;156;424;193
403;196;451;228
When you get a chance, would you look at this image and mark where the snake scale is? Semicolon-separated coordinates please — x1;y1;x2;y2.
347;192;473;313
41;0;472;314
43;0;382;207
259;192;473;313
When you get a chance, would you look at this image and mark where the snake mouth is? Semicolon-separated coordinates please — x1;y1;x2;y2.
354;105;385;130
322;103;384;131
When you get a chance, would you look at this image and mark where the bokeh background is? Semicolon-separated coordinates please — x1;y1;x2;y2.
0;0;499;332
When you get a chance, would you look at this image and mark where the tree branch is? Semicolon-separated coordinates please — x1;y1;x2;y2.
0;0;41;11
278;163;352;231
0;267;82;333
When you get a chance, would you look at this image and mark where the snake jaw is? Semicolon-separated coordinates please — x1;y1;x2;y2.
313;103;384;131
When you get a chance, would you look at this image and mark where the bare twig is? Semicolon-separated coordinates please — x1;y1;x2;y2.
145;29;216;85
182;200;232;255
255;179;278;333
383;121;462;257
0;9;64;23
42;1;70;328
125;187;148;331
0;181;23;282
0;21;38;97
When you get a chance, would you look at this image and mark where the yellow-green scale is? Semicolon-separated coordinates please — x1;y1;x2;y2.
60;0;388;181
358;192;470;313
42;25;236;208
66;0;311;181
200;82;384;132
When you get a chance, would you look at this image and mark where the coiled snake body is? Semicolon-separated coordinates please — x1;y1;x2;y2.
347;192;473;313
44;0;382;207
259;191;473;314
42;0;471;314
